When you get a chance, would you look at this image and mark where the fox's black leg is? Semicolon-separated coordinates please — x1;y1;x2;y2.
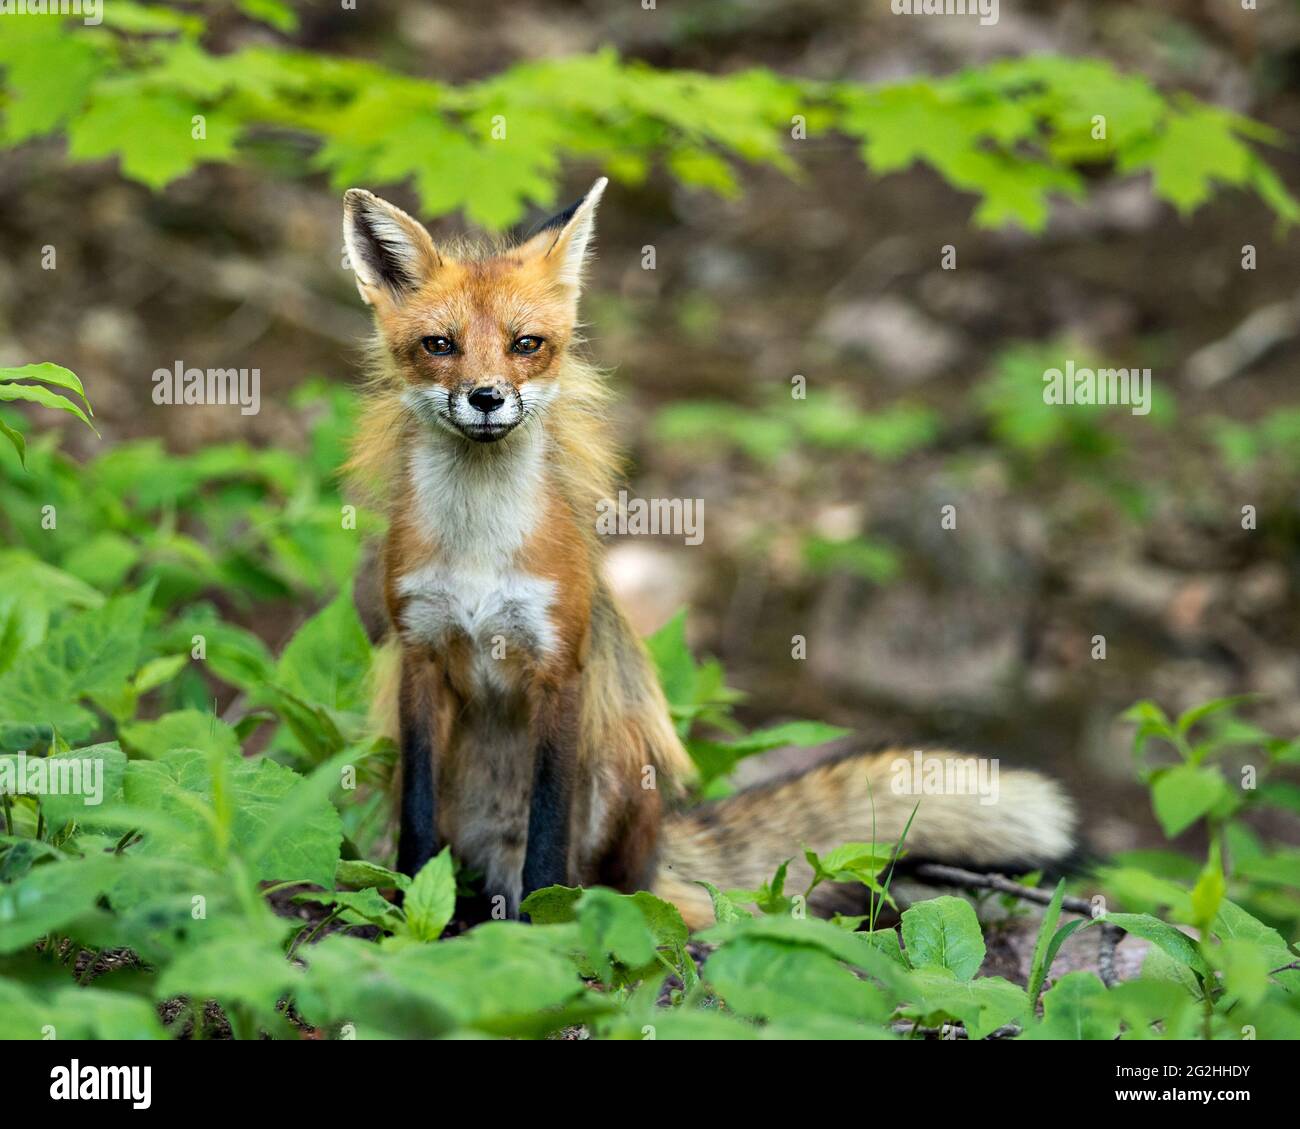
396;650;439;880
521;682;579;916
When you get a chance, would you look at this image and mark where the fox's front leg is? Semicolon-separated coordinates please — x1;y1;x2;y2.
520;678;580;913
396;648;440;879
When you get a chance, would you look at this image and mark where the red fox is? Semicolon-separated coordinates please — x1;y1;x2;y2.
342;179;1077;928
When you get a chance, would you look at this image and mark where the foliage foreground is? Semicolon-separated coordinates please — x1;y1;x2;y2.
0;381;1298;1041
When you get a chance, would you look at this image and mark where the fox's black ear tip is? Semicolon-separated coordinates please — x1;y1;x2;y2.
528;176;610;238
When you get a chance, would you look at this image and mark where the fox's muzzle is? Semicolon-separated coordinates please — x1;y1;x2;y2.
450;382;522;443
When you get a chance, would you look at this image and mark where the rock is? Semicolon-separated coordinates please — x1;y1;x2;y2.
815;296;965;385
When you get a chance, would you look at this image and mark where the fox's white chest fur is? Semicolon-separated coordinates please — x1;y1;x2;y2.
396;434;560;911
396;435;558;679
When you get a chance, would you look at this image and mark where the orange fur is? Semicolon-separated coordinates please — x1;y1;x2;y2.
344;183;691;910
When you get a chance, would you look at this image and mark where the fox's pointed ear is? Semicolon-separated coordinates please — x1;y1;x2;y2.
343;189;442;306
520;177;608;294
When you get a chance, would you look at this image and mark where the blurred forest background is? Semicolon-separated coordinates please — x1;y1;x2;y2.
2;0;1299;876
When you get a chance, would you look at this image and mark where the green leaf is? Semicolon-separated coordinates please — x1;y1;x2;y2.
1211;898;1295;966
62;532;139;592
36;741;127;832
0;585;154;750
519;883;583;924
0;854;130;954
1151;763;1227;838
1119;106;1252;216
119;709;240;760
298;925;592;1038
705;935;891;1026
403;847;456;941
131;653;189;695
1026;879;1067;1005
68;86;239;189
695;880;753;925
577;887;659;983
1104;912;1211;977
0;380;95;432
275;593;372;713
1175;694;1257;737
297;886;403;931
122;747;342;888
0;980;164;1040
335;858;411;892
900;895;986;981
158;933;300;1014
1219;940;1271;1006
236;0;299;33
1029;971;1120;1040
906;967;1028;1040
1189;853;1226;932
0;416;26;467
0;24;104;143
0;363;91;414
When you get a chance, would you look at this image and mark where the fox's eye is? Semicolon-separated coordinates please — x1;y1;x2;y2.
422;336;455;356
512;336;544;355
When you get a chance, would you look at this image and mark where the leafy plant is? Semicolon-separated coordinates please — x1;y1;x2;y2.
0;364;96;467
0;7;1294;231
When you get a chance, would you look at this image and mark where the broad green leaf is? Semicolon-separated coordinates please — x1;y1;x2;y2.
35;742;127;832
275;593;372;713
576;887;659;983
0;854;131;953
1151;763;1227;838
1219;939;1271;1006
705;935;891;1025
68;87;239;189
519;883;583;924
1104;912;1211;976
1028;971;1119;1040
0;585;153;750
900;895;986;980
403;847;456;942
119;709;240;760
905;967;1028;1040
0;980;164;1040
122;747;342;888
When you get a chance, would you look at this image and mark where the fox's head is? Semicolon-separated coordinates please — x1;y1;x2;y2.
342;179;606;445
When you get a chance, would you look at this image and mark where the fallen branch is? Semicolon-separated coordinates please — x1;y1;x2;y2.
912;863;1092;915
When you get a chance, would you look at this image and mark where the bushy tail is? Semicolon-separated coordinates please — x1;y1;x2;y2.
653;748;1077;930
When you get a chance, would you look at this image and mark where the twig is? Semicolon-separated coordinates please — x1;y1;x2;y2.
1269;961;1300;976
1098;923;1124;989
912;862;1092;915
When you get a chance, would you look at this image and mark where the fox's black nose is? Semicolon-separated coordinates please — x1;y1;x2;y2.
468;387;505;414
